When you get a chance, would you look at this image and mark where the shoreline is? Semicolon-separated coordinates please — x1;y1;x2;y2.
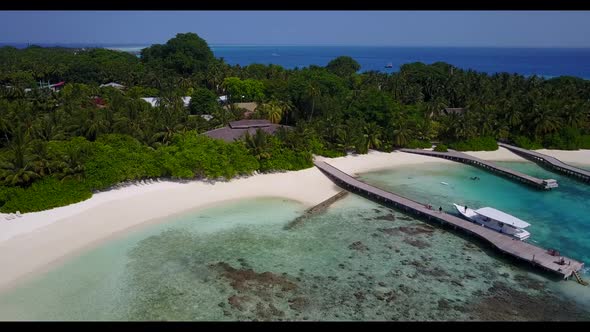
463;146;590;164
0;148;589;293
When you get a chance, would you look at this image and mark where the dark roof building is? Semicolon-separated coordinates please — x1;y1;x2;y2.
228;119;271;129
203;119;290;142
100;82;125;89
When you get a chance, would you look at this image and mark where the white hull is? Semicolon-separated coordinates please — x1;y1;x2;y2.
453;204;530;241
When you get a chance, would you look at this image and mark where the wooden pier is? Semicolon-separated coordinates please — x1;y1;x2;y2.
399;148;558;190
498;143;590;184
314;160;584;280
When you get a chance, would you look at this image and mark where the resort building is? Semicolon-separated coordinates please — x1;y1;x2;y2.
203;119;290;142
99;82;125;89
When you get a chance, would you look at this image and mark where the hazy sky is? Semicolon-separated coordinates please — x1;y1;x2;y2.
1;11;590;47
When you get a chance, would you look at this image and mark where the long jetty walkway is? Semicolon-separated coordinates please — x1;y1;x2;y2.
314;160;584;280
498;142;590;184
399;148;557;190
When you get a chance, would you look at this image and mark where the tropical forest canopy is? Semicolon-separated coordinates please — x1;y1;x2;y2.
0;32;589;212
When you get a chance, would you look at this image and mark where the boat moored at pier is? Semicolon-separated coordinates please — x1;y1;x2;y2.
453;204;531;241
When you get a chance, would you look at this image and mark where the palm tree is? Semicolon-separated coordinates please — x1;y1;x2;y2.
274;100;294;124
34;114;66;141
335;125;360;153
30;140;55;177
477;106;497;137
561;104;586;129
530;105;562;139
151;124;183;147
82;108;109;141
0;128;39;186
244;129;271;160
55;144;86;181
258;100;284;124
414;119;432;142
0;100;14;144
504;109;523;132
113;98;147;141
210;106;231;127
306;82;320;121
392;125;412;148
364;122;382;151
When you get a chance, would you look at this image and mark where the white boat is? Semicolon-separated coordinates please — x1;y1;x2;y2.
542;179;558;189
453;203;531;241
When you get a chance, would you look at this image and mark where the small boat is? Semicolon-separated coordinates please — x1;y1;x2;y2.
453;204;530;241
385;63;393;68
440;182;449;185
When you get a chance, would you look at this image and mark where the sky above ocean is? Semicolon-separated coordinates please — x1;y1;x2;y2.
1;11;590;48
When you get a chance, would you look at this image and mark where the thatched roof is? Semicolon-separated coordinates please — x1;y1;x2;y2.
229;119;271;129
204;119;290;142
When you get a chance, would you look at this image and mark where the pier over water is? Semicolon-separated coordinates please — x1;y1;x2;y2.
399;148;558;190
314;160;584;280
498;143;590;184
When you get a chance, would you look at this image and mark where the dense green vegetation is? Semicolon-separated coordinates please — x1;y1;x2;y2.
448;137;498;151
1;32;589;212
434;144;448;152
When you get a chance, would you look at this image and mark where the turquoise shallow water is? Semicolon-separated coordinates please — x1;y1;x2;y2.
1;161;590;320
358;161;590;269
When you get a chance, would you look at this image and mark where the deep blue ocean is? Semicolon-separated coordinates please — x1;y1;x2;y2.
2;43;590;79
211;45;590;79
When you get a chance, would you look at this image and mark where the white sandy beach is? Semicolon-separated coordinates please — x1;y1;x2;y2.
464;146;590;164
462;146;529;161
535;149;590;165
0;148;588;292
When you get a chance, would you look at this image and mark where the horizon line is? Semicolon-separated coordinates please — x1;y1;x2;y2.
2;42;590;49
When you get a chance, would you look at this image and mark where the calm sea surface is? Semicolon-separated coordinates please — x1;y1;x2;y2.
3;43;590;78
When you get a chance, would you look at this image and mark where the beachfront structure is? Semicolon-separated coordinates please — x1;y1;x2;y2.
99;82;125;89
6;80;65;93
140;97;191;108
203;119;290;142
140;96;227;108
41;81;65;92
